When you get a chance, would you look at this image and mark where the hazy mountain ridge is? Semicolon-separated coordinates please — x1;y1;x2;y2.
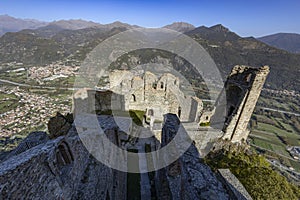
0;15;48;36
0;16;299;91
258;33;300;54
48;19;100;30
0;26;129;65
0;15;139;37
185;25;300;91
163;22;195;32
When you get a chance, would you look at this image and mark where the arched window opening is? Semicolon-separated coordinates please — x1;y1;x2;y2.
131;94;136;102
153;83;157;89
160;82;164;89
178;107;182;118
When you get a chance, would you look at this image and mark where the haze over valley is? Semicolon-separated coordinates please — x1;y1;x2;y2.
0;2;300;198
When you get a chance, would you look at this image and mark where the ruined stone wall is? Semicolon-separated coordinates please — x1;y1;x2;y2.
73;89;125;115
199;108;215;124
73;70;203;124
109;70;203;122
156;114;230;200
217;169;253;200
189;96;203;122
222;66;269;142
0;138;63;199
0;126;127;200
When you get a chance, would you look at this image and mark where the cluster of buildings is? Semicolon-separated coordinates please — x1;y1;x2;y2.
287;146;300;160
0;87;71;137
28;63;79;83
262;88;300;97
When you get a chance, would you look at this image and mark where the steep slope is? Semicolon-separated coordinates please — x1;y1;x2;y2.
0;32;65;64
0;26;128;64
185;25;300;91
187;24;240;42
258;33;300;54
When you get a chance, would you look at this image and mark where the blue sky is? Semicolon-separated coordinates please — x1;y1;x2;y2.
0;0;299;37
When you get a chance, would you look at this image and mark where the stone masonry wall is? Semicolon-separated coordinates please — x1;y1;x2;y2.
0;126;127;200
156;114;230;200
222;65;269;142
109;70;203;122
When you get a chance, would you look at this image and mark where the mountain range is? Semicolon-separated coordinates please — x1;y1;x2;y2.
258;33;300;54
0;15;299;92
0;15;139;36
0;15;47;36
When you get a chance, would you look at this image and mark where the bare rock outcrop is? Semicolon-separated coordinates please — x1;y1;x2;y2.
48;112;74;139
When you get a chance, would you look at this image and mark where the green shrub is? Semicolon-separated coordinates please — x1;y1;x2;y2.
205;149;300;199
200;122;210;126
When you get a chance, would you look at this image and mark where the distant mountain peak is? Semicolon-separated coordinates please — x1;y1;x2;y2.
209;24;230;32
166;22;195;27
109;21;133;27
163;22;195;32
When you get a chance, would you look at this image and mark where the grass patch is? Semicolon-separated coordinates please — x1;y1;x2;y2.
251;137;274;151
44;75;76;87
270;144;291;157
200;122;210;126
129;110;145;126
256;122;300;144
0;92;20;114
97;109;145;126
290;160;300;172
0;71;27;84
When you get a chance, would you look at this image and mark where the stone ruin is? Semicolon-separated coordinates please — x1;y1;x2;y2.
108;70;203;123
0;117;128;199
73;70;204;142
155;113;252;199
0;113;252;200
222;65;269;143
0;65;269;199
73;66;269;144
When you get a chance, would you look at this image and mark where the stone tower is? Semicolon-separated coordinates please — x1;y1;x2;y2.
222;65;269;143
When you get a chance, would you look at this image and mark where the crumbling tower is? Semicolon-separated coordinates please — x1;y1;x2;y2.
222;65;269;143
